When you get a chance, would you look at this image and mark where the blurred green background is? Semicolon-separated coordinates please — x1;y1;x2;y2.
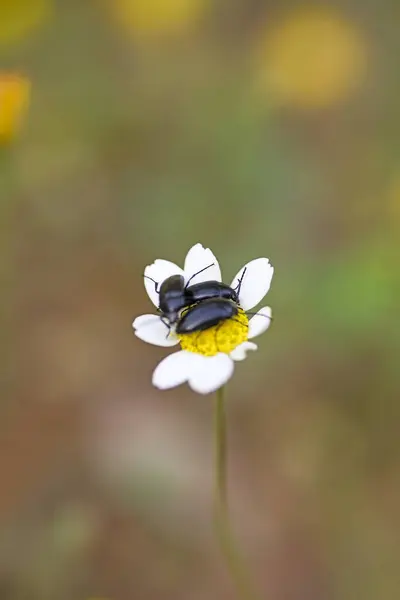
1;0;400;599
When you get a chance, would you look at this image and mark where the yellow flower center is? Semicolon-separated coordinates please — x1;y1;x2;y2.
178;307;248;356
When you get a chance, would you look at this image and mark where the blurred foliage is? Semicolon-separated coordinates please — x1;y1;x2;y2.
0;0;51;46
108;0;209;39
1;0;400;599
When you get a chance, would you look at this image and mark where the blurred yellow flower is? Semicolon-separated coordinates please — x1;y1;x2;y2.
110;0;208;39
0;74;30;143
0;0;51;45
258;8;367;109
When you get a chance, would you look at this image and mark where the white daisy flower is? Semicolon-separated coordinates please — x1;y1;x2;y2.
133;243;274;394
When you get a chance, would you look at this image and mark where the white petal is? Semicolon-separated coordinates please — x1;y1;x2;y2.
188;353;234;395
152;350;203;390
134;315;179;347
144;259;185;307
231;258;274;311
230;341;258;361
248;306;272;339
132;314;159;329
183;243;222;286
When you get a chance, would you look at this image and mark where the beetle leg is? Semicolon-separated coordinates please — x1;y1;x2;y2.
215;319;226;352
245;311;273;321
159;316;173;338
230;318;248;329
194;330;202;352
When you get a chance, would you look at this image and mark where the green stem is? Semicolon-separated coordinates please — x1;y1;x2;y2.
214;387;262;600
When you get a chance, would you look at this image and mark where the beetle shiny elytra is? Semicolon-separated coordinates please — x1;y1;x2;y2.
186;280;240;305
157;274;186;326
145;263;215;326
176;298;239;334
145;265;247;328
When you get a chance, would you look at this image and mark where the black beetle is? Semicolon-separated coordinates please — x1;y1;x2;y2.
157;274;187;326
145;263;215;326
145;265;247;329
185;280;239;305
176;298;240;334
185;267;246;307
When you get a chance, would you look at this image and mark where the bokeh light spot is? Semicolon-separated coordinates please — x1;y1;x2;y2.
258;8;367;109
0;73;30;143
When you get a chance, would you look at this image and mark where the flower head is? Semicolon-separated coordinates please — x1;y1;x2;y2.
133;244;274;394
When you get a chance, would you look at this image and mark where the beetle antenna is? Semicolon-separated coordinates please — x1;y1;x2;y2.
233;266;247;296
245;311;273;320
143;274;160;294
185;262;215;288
